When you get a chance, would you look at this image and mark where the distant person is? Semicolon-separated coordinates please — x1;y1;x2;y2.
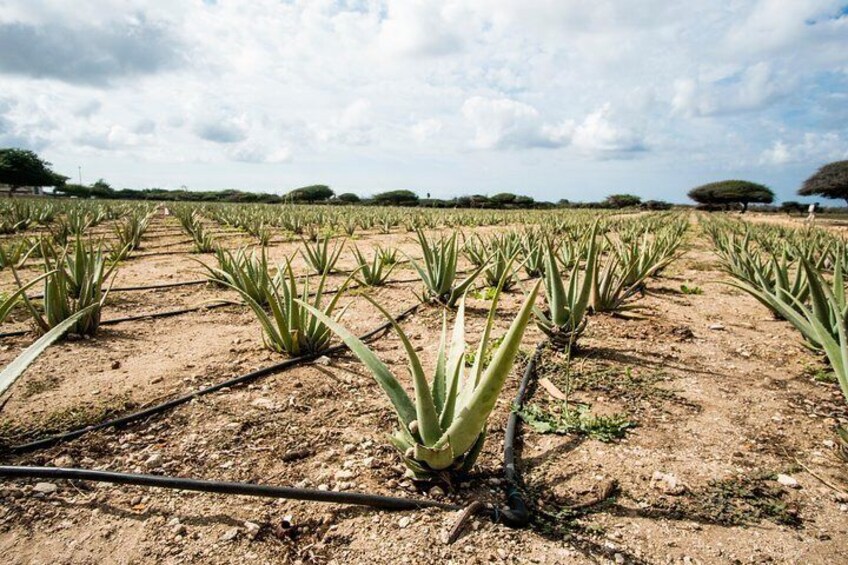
804;202;819;226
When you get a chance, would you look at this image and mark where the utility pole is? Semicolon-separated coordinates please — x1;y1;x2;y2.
78;166;82;185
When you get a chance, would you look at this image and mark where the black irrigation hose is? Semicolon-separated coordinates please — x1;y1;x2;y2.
0;301;237;339
499;341;546;528
8;302;422;453
1;276;426;339
0;466;462;512
27;279;209;300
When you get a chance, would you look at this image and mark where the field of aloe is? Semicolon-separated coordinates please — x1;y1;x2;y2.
0;199;846;564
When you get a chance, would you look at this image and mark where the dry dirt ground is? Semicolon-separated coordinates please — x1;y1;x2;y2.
0;214;847;564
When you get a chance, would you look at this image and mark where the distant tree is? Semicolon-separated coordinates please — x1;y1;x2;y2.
91;178;115;198
640;200;672;211
514;195;535;207
286;184;334;202
557;198;571;207
469;194;490;208
779;200;804;214
798;160;848;207
0;148;67;196
687;180;774;213
336;192;361;204
491;192;518;206
604;194;642;208
55;183;92;198
371;189;419;206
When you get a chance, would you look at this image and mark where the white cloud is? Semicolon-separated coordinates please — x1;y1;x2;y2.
572;104;645;155
411;118;443;142
671;63;794;117
761;133;848;165
462;96;556;149
377;1;465;58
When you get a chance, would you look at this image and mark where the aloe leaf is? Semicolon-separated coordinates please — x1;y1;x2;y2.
361;295;441;445
0;304;98;399
436;279;541;458
296;299;417;426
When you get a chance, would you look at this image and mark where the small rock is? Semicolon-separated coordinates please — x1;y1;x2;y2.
52;455;76;468
33;482;58;495
429;486;445;498
150;376;163;384
398;516;412;528
251;398;275;410
708;324;725;331
144;453;164;469
244;521;261;540
315;356;331;366
335;470;356;481
343;443;357;454
614;553;625;564
220;527;240;542
111;360;121;370
777;474;800;489
363;456;379;468
651;471;685;495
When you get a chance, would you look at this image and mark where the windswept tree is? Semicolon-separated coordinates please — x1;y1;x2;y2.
286;184;334;202
0;148;67;196
798;160;848;207
336;192;361;203
371;189;419;206
687;180;774;213
604;193;641;208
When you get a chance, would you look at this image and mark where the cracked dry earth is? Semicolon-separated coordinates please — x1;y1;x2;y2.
0;215;847;564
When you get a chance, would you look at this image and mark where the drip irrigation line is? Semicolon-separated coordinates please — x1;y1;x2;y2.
0;301;238;339
0;466;462;512
2;275;427;339
26;279;209;300
7;301;422;453
499;340;546;528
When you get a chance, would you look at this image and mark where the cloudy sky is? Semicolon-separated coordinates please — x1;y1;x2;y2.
1;1;847;203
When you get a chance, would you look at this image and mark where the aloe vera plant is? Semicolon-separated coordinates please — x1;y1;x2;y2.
535;226;597;349
300;275;541;478
409;229;488;307
351;245;397;286
226;258;352;356
198;246;277;307
301;237;344;275
14;238;118;337
114;211;152;252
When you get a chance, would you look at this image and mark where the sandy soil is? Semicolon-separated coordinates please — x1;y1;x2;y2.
1;214;847;564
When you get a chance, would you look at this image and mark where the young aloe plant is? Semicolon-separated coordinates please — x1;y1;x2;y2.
225;257;353;356
534;225;597;349
409;229;488;307
14;238;118;337
197;246;278;307
351;245;397;286
300;277;541;478
301;237;345;275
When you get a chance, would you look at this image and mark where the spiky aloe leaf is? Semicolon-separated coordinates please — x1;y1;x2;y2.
362;295;442;446
296;300;417;427
0;304;98;398
1;271;53;325
433;279;541;461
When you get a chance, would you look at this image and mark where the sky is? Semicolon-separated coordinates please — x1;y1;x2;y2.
0;1;847;204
